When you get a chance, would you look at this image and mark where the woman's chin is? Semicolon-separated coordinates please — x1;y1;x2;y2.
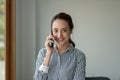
58;42;64;46
58;42;68;46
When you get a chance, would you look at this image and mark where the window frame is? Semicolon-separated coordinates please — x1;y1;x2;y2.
5;0;16;80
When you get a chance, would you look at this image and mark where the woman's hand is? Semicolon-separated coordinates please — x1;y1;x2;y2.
43;34;55;66
45;34;55;55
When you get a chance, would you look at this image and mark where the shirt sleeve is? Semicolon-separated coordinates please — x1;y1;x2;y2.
73;51;86;80
39;64;49;73
33;48;48;80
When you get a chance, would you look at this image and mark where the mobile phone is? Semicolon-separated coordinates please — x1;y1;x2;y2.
48;31;57;47
48;39;54;47
48;30;54;47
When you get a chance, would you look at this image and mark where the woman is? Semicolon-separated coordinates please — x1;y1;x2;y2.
33;12;86;80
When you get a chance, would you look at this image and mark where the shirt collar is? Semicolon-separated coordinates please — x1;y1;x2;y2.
53;44;75;54
67;44;74;51
62;44;74;53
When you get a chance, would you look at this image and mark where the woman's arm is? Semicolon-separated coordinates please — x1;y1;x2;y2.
33;48;48;80
34;35;55;80
73;52;86;80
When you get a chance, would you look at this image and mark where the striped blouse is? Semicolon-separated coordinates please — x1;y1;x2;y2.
33;45;86;80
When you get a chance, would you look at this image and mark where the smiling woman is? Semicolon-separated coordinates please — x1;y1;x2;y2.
34;12;86;80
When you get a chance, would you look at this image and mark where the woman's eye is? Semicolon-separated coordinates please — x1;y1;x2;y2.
53;30;58;33
63;29;67;32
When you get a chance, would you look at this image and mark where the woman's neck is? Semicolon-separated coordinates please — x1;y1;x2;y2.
57;43;70;55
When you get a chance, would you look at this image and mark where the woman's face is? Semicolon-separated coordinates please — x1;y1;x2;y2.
52;19;72;46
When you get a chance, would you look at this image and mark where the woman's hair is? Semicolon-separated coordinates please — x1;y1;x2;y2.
51;12;75;47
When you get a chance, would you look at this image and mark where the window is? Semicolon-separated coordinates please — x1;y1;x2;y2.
0;0;5;80
5;0;16;80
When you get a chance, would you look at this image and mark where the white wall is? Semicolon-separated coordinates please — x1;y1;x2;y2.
36;0;120;80
16;0;36;80
16;0;120;80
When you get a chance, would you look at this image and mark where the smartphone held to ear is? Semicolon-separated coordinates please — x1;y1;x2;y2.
48;41;54;47
48;31;57;47
48;38;57;48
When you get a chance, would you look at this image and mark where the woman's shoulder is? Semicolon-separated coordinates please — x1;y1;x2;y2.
73;48;86;66
73;48;86;59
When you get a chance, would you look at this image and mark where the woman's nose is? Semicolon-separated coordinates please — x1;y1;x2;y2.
57;31;63;38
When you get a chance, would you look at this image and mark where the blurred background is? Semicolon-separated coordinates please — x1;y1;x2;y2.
0;0;5;80
1;0;119;80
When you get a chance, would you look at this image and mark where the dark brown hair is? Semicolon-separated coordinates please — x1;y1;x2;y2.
51;12;75;47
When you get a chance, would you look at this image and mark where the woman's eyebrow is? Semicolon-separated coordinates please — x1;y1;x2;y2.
61;28;70;30
52;28;69;30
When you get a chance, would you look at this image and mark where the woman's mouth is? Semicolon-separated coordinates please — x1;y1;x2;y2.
58;39;64;42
